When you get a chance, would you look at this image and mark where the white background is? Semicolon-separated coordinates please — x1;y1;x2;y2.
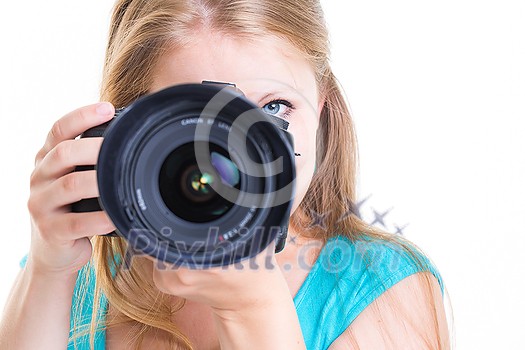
0;1;523;349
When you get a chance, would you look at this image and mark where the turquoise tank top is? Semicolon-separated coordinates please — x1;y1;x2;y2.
20;235;444;349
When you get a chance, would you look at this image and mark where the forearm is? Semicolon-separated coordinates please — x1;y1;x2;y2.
0;259;77;349
212;278;306;350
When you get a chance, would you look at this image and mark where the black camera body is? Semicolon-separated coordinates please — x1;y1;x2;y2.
72;82;296;268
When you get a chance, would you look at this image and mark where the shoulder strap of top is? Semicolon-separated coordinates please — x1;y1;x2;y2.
67;262;107;350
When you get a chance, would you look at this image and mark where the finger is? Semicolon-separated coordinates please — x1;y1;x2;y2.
38;170;99;211
36;138;103;182
39;211;116;243
35;102;114;166
28;170;99;220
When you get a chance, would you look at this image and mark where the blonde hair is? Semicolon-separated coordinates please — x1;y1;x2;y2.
72;0;454;348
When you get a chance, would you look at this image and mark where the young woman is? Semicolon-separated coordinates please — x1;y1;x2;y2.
0;0;451;349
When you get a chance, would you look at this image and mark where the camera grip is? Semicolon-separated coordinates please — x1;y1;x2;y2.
71;119;117;236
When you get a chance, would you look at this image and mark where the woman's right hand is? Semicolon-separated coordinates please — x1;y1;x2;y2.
26;102;117;276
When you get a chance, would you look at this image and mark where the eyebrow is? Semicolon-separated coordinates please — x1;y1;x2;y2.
257;93;274;104
255;90;295;105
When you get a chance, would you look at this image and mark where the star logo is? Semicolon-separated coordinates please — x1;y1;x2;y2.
338;194;372;222
303;194;410;238
308;209;330;231
369;207;393;228
393;223;409;236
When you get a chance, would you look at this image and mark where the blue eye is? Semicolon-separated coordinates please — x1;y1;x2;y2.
263;102;282;115
261;99;294;119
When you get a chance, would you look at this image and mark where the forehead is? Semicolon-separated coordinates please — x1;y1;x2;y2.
149;31;318;100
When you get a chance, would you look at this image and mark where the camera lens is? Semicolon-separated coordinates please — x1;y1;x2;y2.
159;142;241;223
89;83;296;267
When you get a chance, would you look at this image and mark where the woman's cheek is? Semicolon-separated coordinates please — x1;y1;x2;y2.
288;122;317;215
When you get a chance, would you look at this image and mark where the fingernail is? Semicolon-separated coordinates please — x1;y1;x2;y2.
96;102;113;116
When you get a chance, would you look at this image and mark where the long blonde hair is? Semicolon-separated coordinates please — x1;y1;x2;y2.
72;0;454;348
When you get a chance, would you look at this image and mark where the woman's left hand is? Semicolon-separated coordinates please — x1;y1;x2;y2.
150;240;307;349
151;240;285;312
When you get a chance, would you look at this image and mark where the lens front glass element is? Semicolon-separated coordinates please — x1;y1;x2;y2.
159;142;241;223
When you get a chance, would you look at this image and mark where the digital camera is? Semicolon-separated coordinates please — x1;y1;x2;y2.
72;81;296;268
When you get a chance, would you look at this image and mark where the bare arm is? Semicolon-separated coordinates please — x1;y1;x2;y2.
0;102;116;349
212;271;306;350
0;262;78;349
